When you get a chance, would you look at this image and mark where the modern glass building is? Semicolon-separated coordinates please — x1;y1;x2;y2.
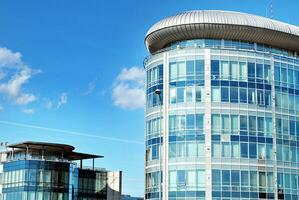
0;141;122;200
144;10;299;200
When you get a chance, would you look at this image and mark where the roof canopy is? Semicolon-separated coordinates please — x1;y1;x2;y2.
8;141;103;160
145;10;299;54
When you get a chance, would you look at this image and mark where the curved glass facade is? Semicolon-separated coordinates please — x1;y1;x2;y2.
1;160;70;200
145;39;299;200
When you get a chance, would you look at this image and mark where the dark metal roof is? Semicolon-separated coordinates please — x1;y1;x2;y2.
67;151;103;160
8;141;75;151
7;141;103;160
145;10;299;53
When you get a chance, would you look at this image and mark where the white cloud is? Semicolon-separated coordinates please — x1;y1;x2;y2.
0;47;23;67
0;47;39;106
112;66;145;110
57;93;68;109
85;80;96;95
0;67;32;98
14;93;37;105
112;83;145;109
22;108;35;114
44;95;68;110
117;67;145;83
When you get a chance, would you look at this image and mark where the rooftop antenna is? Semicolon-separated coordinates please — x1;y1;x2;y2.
269;0;274;19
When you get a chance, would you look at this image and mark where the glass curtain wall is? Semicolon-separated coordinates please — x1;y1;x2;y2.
145;39;299;200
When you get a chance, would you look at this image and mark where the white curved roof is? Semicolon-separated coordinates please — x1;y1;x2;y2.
145;10;299;53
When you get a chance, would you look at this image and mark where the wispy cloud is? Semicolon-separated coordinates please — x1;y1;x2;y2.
112;67;145;110
57;92;67;109
43;94;68;110
0;105;3;112
14;93;37;105
0;47;39;106
22;108;35;114
0;120;143;145
85;78;97;95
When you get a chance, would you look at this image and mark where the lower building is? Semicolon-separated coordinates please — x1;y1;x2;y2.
121;195;143;200
0;141;122;200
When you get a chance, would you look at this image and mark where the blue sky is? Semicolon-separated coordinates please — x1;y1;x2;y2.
0;0;298;196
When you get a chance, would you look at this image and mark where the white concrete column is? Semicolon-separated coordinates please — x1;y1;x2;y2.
270;56;278;200
162;52;169;200
204;49;212;199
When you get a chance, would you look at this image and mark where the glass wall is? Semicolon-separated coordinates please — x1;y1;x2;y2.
145;38;299;200
145;171;162;199
211;59;272;107
212;169;274;199
146;117;163;162
1;160;70;200
169;59;205;104
0;160;111;200
147;64;163;108
168;169;205;199
75;169;107;200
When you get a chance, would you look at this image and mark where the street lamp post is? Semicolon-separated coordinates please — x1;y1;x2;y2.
154;89;162;200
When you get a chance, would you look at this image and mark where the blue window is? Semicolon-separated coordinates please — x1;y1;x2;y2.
240;116;248;131
276;144;282;161
186;60;194;77
158;64;163;80
222;170;230;186
221;87;229;102
266;144;273;160
230;87;238;103
152;145;159;160
212;170;221;186
186;115;195;129
257;117;264;135
264;64;271;83
248;89;256;104
277;173;283;189
177;88;184;103
281;67;287;85
248;63;255;82
231;170;240;186
177;170;186;186
290;120;295;136
196;60;204;79
256;63;263;82
211;60;220;79
250;171;257;188
239;88;247;103
265;91;271;106
196;87;202;102
274;63;280;83
288;68;294;86
249;143;257;158
257;90;264;105
295;70;299;87
169;143;176;158
296;121;299;136
249;116;256;134
196;114;204;130
241;143;248;158
241;171;249;186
